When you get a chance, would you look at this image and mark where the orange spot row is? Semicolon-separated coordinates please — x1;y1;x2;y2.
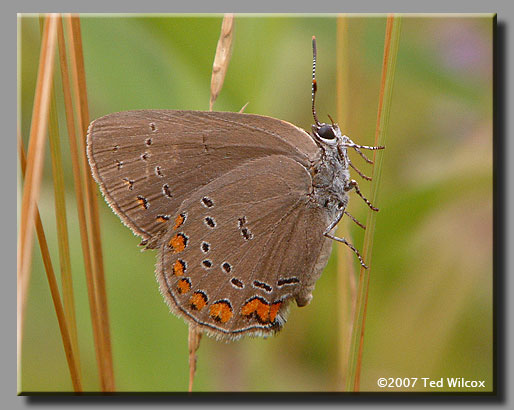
176;278;191;294
241;298;282;324
174;213;185;229
169;233;187;253
173;259;185;276
269;302;281;322
136;196;148;210
190;291;207;311
209;301;233;323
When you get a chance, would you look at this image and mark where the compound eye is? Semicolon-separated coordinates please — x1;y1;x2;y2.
318;124;336;140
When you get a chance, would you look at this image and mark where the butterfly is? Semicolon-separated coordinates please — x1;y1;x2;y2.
86;38;383;340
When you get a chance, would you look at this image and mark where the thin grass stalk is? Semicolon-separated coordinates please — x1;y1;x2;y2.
346;14;401;392
188;327;202;392
188;13;235;392
209;13;234;111
18;135;83;393
56;15;107;390
17;13;58;372
66;14;115;392
335;14;358;391
40;15;82;378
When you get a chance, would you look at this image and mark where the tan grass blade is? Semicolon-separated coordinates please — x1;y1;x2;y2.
335;15;358;390
188;327;203;392
209;14;234;111
238;102;249;113
66;14;115;391
17;13;58;373
18;134;83;393
346;14;402;392
56;15;107;390
41;15;82;377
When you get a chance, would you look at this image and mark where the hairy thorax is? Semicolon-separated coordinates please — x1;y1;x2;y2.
309;144;350;216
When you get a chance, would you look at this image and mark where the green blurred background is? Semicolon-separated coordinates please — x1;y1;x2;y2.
18;14;493;392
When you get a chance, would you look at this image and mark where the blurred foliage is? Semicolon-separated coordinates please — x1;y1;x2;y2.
18;14;493;392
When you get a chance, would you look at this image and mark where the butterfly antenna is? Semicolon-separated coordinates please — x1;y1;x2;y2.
311;36;321;126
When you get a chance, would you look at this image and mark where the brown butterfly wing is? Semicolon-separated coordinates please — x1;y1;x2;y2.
156;155;332;340
87;110;319;247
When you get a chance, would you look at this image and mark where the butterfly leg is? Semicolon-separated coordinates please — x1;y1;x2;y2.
345;179;379;212
342;136;385;152
351;145;375;164
341;136;385;164
348;157;372;181
323;210;368;268
344;210;366;230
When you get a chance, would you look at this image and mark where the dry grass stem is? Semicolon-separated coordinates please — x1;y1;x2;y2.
188;326;203;392
346;14;401;392
66;14;115;392
57;15;108;391
238;102;249;113
44;16;81;375
18;134;83;392
67;14;115;391
209;14;234;111
17;13;58;372
335;14;357;390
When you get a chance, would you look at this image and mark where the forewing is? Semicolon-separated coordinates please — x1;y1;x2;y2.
87;110;318;246
156;155;331;340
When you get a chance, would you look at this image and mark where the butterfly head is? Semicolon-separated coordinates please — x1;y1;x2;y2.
311;122;341;147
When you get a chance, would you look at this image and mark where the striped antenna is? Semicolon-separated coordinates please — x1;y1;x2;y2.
311;36;321;126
